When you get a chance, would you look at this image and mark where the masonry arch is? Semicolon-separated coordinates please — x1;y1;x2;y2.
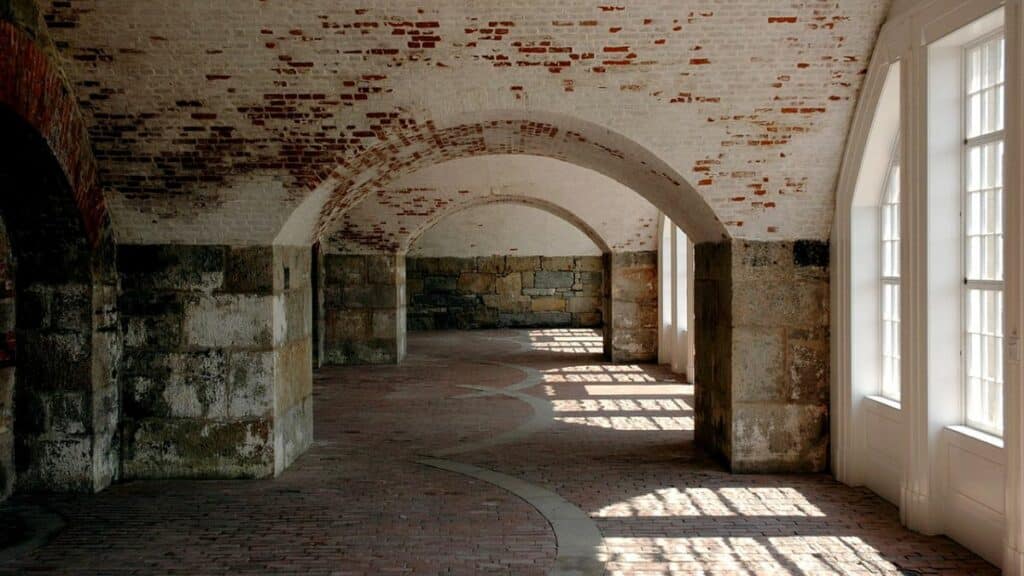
276;109;728;247
0;16;119;497
405;195;612;256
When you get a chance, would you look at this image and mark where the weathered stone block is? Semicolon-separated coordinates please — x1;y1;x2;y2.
506;256;540;272
184;294;273;349
326;309;370;340
531;297;566;312
15;435;95;492
495;273;522;295
372;309;399;338
787;331;829;404
575;257;604;272
227;350;273;418
731;327;786;403
611;328;657;362
424;276;457;293
123;418;273;479
457;272;494;294
730;403;828;473
323;254;367;283
343;283;399;308
731;279;827;329
476;255;506;274
119;245;225;292
432;257;475;275
568;296;602;314
499;311;572;327
534;271;573;289
224;246;273;294
0;429;11;501
542;256;574;271
521;271;535;289
366;254;399;284
123;350;228;420
523;288;556;296
611;267;657;303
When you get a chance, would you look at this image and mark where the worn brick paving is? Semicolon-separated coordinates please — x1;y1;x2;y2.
0;329;997;575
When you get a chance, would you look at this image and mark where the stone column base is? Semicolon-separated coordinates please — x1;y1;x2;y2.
694;240;829;473
321;253;406;365
607;251;658;363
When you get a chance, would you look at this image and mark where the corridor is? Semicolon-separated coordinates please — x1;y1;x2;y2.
0;330;993;575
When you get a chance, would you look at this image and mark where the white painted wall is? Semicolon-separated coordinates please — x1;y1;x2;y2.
657;214;694;381
832;0;1022;570
408;203;602;258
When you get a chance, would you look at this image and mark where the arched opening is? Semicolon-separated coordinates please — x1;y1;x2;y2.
0;106;118;498
406;195;612;255
313;150;669;367
403;199;609;355
275;110;728;247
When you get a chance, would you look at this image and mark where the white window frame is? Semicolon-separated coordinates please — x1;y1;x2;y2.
880;135;901;402
961;30;1005;437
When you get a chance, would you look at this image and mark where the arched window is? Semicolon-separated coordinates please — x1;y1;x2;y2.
880;139;901;401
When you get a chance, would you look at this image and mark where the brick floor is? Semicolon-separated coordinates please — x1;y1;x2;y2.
0;329;997;575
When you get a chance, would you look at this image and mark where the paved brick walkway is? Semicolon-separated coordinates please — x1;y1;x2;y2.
0;329;996;575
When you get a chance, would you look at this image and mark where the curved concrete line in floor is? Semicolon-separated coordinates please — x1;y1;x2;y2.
417;457;605;576
452;359;545;399
431;384;554;457
0;502;65;564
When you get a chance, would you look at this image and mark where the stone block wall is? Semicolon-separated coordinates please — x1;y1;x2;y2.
608;251;659;363
321;254;406;365
119;245;312;479
0;221;12;501
406;256;604;330
271;246;314;474
694;240;830;473
6;231;121;495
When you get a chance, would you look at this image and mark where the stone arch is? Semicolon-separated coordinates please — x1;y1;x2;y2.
404;195;612;255
0;9;119;498
276;109;728;246
0;12;109;245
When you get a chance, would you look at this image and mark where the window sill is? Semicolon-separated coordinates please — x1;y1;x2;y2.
865;394;902;411
946;425;1005;465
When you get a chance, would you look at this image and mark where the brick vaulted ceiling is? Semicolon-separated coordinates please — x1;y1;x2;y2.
41;0;890;247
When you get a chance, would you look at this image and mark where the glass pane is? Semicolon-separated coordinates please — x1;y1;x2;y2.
965;35;1006;138
965;288;1003;435
881;282;901;401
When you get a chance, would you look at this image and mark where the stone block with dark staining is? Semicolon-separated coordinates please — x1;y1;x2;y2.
694;240;830;473
606;251;659;363
404;255;605;331
321;253;406;365
118;244;312;481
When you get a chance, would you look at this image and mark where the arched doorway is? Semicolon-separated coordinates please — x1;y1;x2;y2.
0;107;118;497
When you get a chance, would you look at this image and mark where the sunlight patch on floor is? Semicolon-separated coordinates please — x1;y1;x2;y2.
600;536;897;575
555;415;693;431
527;329;604;353
542;365;664;384
551;398;692;412
595;487;826;518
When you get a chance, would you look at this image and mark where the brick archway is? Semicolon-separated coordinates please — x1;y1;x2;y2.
405;194;612;255
0;14;118;498
0;18;109;245
276;110;729;247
